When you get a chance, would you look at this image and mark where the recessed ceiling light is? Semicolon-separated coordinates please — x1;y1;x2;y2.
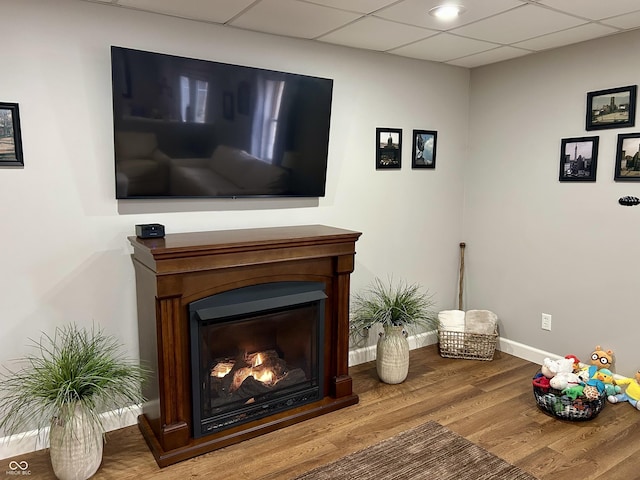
429;4;466;21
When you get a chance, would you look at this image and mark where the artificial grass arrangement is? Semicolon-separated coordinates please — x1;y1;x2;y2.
349;276;438;334
0;323;148;480
349;277;438;384
0;323;147;437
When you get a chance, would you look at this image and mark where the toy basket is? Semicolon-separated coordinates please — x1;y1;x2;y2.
438;327;498;361
532;371;606;421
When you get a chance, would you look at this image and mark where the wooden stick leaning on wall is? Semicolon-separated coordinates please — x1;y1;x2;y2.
458;242;466;311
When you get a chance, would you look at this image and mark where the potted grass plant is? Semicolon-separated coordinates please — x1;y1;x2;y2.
350;277;437;384
0;323;148;480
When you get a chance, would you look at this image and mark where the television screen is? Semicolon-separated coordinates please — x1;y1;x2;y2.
110;46;333;199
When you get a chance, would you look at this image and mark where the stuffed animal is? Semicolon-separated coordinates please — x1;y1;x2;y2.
593;368;621;396
541;357;574;379
562;384;585;400
584;378;606;394
550;371;581;391
577;369;591;383
583;345;615;378
532;373;551;391
583;385;600;400
565;354;581;373
608;370;640;410
575;366;606;395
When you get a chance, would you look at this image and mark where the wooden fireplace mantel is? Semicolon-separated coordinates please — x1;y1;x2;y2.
129;225;361;467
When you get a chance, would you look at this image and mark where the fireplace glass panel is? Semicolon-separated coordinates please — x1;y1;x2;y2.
190;282;325;437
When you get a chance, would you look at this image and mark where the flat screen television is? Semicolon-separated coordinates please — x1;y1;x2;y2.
110;46;333;199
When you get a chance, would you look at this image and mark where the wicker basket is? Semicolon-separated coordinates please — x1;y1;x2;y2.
438;327;498;361
532;372;606;421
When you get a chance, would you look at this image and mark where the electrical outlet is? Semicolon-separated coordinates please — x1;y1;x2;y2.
541;313;552;331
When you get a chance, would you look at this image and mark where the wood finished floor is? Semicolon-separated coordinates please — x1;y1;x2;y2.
7;345;640;479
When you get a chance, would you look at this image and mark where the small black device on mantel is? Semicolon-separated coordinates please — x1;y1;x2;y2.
135;223;165;238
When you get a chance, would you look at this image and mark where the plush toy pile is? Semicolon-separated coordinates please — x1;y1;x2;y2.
533;345;640;419
532;345;622;420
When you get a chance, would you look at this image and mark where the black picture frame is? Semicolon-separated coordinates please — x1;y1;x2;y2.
0;102;23;167
376;128;402;169
412;130;437;169
586;85;637;131
614;132;640;181
559;136;598;182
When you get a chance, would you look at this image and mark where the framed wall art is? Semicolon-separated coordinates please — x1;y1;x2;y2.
0;102;23;167
412;130;437;169
559;136;598;182
614;132;640;181
586;85;637;131
376;127;402;169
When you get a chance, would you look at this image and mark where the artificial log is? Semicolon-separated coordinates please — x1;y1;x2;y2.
208;350;308;408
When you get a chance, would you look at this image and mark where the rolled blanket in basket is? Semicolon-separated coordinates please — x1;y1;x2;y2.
438;310;465;332
465;309;497;334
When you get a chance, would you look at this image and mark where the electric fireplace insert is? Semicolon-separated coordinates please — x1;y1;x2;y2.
190;282;325;437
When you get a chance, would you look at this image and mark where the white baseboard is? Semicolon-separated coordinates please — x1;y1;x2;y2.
0;405;141;461
497;337;560;365
2;337;556;461
348;330;439;366
349;331;558;367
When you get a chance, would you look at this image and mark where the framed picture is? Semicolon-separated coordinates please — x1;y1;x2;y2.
559;136;598;182
412;130;437;169
0;102;23;167
614;132;640;181
586;85;637;131
376;128;402;169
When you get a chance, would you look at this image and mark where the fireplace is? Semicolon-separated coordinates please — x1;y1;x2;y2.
189;281;326;437
129;225;361;467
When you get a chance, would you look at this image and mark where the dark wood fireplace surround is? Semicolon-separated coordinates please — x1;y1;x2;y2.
129;225;361;467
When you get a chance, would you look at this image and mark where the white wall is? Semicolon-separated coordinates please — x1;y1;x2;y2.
466;29;640;376
0;0;468;428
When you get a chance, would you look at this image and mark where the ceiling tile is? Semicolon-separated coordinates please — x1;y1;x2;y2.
389;33;498;62
374;0;525;30
300;0;398;15
318;17;436;51
451;4;586;44
513;23;619;51
538;0;640;21
447;46;531;68
601;11;640;30
118;0;255;23
229;0;361;39
76;0;640;68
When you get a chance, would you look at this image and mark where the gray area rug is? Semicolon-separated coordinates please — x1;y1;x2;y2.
294;421;537;480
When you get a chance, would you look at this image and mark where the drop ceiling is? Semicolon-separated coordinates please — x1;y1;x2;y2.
79;0;640;68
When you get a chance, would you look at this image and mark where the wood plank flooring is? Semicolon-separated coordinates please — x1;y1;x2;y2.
6;345;640;479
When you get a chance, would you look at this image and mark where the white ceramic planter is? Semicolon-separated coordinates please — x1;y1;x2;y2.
49;406;103;480
376;325;410;384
